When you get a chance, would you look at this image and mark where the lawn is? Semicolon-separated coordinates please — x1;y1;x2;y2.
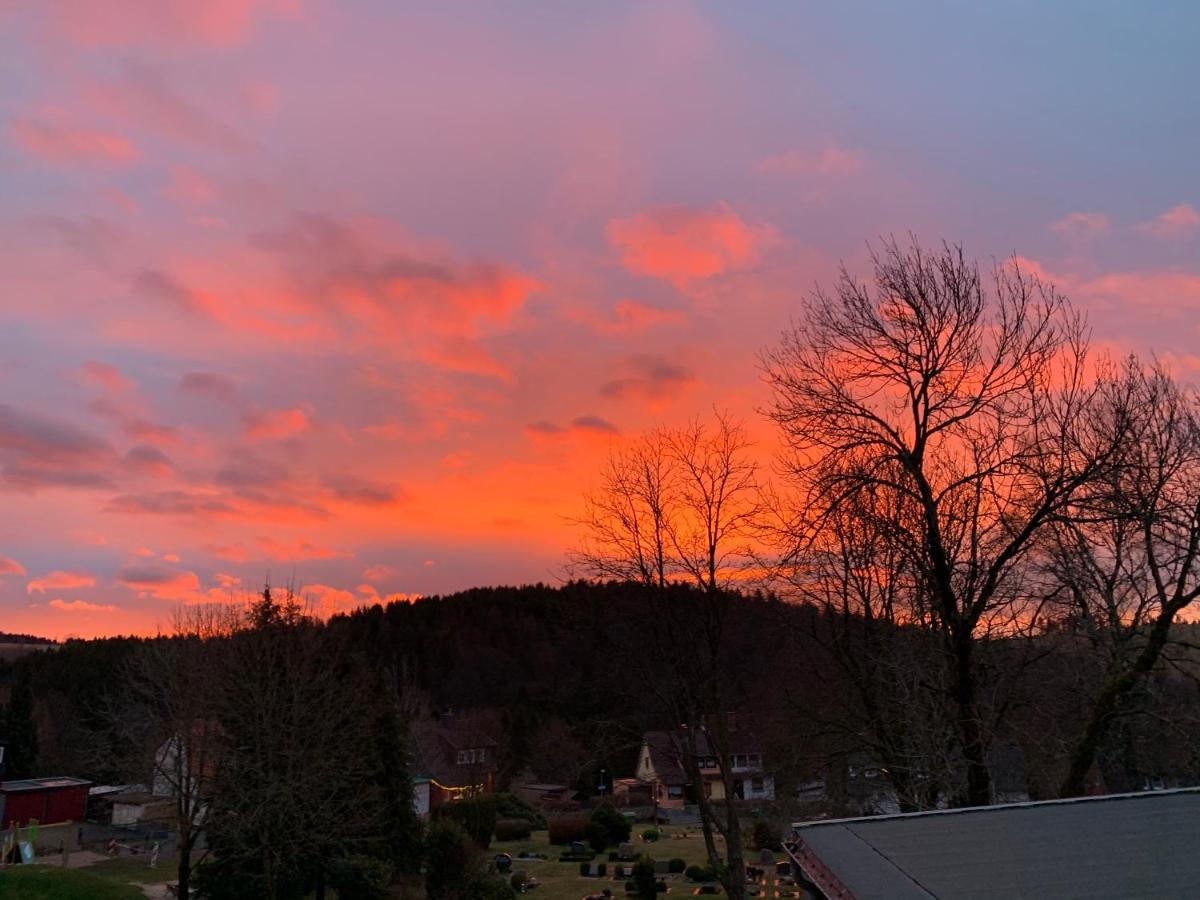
87;854;181;885
489;826;719;900
0;865;147;900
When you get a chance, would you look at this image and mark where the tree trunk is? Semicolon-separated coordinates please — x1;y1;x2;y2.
1060;614;1175;797
177;838;191;900
949;633;991;806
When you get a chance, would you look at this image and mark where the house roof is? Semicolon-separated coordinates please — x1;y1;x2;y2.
786;788;1200;899
642;726;765;786
410;718;498;788
1;777;91;793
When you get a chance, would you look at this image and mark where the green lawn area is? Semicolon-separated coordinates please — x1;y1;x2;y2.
87;854;180;884
0;865;147;900
489;826;719;900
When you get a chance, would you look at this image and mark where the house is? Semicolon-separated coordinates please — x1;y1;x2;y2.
410;717;498;813
1;776;91;829
785;787;1200;899
635;727;775;808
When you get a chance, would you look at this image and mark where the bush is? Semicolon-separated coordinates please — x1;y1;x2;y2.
753;819;781;851
548;815;589;845
686;864;716;883
588;802;632;849
493;792;548;830
510;871;527;892
466;877;519;900
495;818;533;841
435;796;497;848
668;858;686;873
426;818;481;899
585;820;610;853
579;861;607;876
325;855;391;900
632;858;658;900
641;828;660;842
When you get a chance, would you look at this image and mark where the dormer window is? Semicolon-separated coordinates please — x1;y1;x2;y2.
456;748;486;765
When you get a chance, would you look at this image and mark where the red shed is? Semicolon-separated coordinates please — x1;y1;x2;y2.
1;777;92;828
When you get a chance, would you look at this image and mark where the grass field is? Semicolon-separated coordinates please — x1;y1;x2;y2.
0;865;147;900
489;826;730;899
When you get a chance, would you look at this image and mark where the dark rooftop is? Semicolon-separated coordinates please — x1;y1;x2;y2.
787;788;1200;899
2;776;92;792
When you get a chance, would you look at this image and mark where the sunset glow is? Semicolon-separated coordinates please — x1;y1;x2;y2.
1;2;1198;638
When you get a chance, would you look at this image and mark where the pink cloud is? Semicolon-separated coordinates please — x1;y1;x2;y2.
166;166;218;206
1051;211;1110;237
299;582;360;616
1137;203;1200;238
585;299;686;335
49;598;116;613
756;145;866;177
0;557;26;576
28;570;96;594
243;407;311;441
80;361;134;394
599;356;698;408
10;116;138;166
31;0;301;48
606;203;776;288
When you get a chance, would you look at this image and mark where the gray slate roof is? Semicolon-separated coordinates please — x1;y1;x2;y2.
787;788;1200;899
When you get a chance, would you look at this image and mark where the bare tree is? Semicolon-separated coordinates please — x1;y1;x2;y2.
106;603;237;900
570;413;761;592
1047;359;1200;795
780;478;959;809
762;238;1125;805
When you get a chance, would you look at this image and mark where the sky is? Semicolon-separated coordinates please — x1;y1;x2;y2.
0;1;1198;638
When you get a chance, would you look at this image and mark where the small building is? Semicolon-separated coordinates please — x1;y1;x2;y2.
412;776;431;818
1;776;92;829
410;717;498;813
110;791;175;827
785;787;1200;898
512;781;571;808
635;727;775;808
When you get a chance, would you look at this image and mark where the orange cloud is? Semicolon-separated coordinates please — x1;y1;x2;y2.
11;116;138;166
0;557;26;576
1137;203;1200;238
49;598;116;613
115;564;203;601
607;203;776;288
27;570;97;594
80;361;134;394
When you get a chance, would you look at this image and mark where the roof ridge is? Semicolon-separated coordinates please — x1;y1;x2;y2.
792;786;1200;830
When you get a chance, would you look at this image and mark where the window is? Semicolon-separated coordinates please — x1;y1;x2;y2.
752;777;764;793
667;785;684;798
477;749;486;763
457;751;468;764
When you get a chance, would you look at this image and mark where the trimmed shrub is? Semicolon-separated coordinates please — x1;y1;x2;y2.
641;828;660;842
495;818;532;841
579;861;608;877
548;815;589;845
632;858;658;900
686;864;716;883
510;871;527;892
326;855;391;900
667;858;686;874
585;820;610;853
585;801;633;854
